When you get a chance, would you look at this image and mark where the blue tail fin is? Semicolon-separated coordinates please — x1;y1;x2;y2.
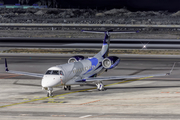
102;30;111;57
82;30;138;58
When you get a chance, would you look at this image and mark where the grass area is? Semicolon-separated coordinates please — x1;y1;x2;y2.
2;48;180;55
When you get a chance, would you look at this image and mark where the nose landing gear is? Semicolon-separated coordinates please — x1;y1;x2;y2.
47;87;53;97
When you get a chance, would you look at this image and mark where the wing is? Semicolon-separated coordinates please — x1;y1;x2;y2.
76;62;176;83
6;70;43;78
81;73;167;83
5;58;43;78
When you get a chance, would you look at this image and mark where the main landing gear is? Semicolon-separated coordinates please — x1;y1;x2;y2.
96;82;105;91
63;85;71;90
47;87;53;97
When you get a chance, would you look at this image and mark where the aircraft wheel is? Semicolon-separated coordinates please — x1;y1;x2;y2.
64;86;67;90
50;93;53;97
97;82;105;91
68;86;71;90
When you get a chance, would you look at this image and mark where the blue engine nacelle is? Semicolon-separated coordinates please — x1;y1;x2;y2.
68;55;85;63
102;56;120;69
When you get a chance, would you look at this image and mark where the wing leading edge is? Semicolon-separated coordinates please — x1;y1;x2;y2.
76;63;176;83
81;73;167;83
5;58;43;78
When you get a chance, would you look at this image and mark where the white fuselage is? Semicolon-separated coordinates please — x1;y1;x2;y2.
41;42;109;89
41;57;104;88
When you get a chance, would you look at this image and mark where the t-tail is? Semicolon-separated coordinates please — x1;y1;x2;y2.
82;30;138;58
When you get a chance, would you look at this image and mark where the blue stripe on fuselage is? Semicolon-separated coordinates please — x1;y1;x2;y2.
83;57;98;75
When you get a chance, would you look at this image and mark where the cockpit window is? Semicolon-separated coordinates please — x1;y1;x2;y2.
60;71;64;75
52;70;59;75
45;70;52;75
45;70;64;76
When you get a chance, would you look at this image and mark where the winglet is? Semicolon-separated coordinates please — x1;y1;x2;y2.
5;58;9;72
166;62;176;75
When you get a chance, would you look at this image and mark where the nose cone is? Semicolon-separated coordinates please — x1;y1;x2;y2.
41;75;61;87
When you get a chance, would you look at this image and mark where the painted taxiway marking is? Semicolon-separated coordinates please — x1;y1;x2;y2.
51;114;66;117
48;101;64;103
79;115;92;118
59;97;65;99
80;100;100;105
0;76;152;108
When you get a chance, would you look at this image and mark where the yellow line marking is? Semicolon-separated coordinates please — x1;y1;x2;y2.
0;76;152;108
34;96;40;98
59;97;65;99
23;98;29;101
0;97;48;108
48;101;64;103
48;99;54;101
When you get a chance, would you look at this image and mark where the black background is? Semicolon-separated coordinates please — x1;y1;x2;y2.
3;0;180;12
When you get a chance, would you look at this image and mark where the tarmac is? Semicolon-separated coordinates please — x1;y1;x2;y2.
0;54;180;120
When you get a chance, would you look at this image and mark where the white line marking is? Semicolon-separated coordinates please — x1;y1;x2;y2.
79;115;92;118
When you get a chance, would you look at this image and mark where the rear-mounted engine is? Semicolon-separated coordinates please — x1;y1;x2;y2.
102;56;120;69
68;55;85;63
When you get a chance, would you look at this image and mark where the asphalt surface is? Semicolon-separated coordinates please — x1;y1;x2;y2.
1;38;180;49
0;53;180;120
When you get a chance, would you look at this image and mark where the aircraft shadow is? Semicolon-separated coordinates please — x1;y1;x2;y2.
106;86;180;90
143;79;180;82
115;68;175;71
13;80;40;87
129;68;152;75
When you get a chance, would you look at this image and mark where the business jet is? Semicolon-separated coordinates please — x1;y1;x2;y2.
5;30;175;97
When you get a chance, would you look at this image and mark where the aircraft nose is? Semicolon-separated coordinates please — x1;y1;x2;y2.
41;78;49;88
41;75;61;88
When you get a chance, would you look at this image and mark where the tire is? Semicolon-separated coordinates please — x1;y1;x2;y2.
64;86;67;90
50;93;53;97
68;86;71;90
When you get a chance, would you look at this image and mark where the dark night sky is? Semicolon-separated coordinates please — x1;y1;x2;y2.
125;0;180;12
3;0;180;12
